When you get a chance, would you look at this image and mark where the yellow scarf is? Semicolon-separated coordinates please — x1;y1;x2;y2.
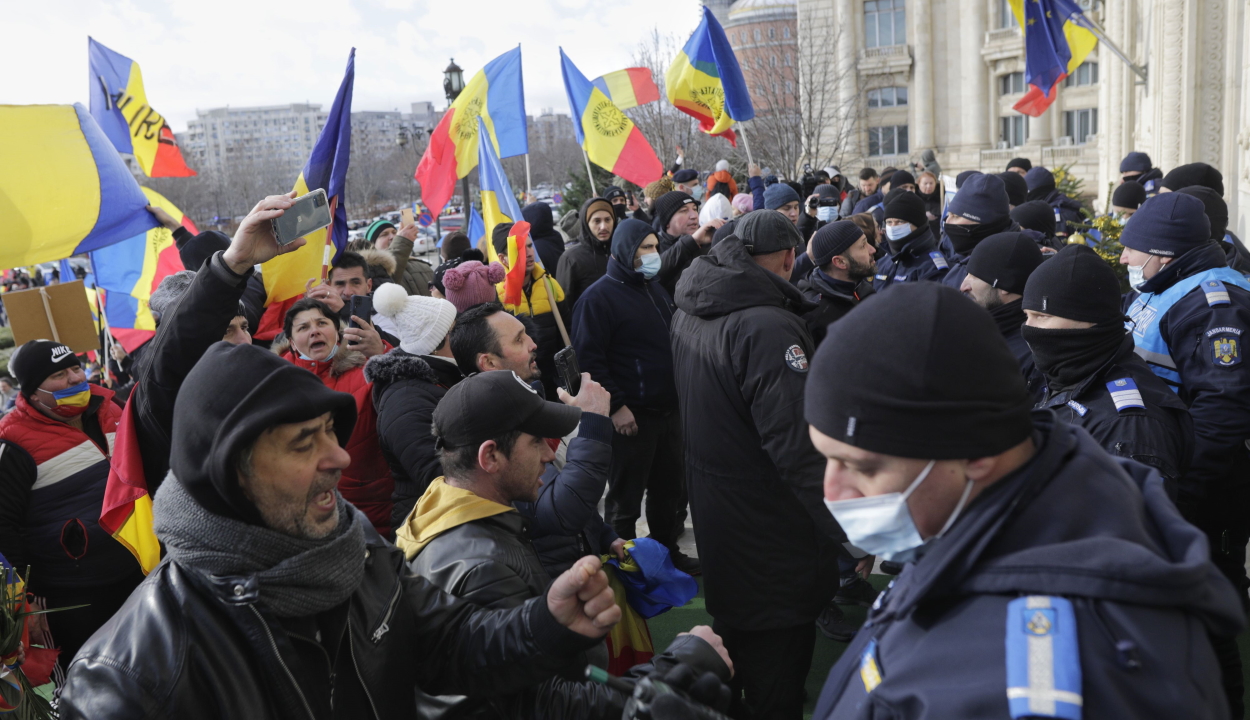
394;477;515;559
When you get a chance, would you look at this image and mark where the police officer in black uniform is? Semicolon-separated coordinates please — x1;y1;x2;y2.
959;232;1044;401
1120;192;1250;715
939;173;1016;290
872;191;949;290
1023;243;1193;491
804;282;1243;719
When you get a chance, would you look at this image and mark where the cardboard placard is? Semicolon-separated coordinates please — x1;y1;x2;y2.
2;281;100;353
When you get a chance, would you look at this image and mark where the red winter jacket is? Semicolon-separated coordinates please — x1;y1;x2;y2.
281;345;394;538
0;386;141;591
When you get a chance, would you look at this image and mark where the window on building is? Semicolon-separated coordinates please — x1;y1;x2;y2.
785;53;792;66
768;27;776;39
1063;108;1098;144
867;86;908;108
1064;61;1099;87
999;72;1026;95
754;29;761;42
998;0;1019;28
784;26;792;39
756;56;764;68
786;80;794;93
865;0;906;48
771;55;777;67
868;125;909;156
1000;116;1028;147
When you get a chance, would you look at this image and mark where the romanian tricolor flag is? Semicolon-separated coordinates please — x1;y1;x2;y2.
666;6;755;146
88;37;196;177
99;390;161;574
560;50;663;187
1009;0;1098;116
592;68;661;110
0;104;158;271
416;47;528;217
90;187;195;352
256;49;355;342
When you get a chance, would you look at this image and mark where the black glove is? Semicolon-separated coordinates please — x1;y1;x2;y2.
625;664;733;720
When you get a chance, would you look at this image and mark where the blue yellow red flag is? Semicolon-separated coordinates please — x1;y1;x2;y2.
477;116;526;263
592;68;661;110
1008;0;1099;116
416;47;528;217
256;49;355;341
0;104;159;271
90;187;195;352
88;38;196;177
561;50;663;187
100;392;161;574
666;6;755;145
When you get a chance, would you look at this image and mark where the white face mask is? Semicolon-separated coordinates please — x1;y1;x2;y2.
823;460;974;562
637;252;662;279
885;223;913;242
1127;263;1146;290
817;206;838;223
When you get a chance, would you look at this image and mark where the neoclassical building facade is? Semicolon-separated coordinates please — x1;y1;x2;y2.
794;0;1250;237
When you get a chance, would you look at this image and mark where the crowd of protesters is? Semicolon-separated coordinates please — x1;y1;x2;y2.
3;146;1250;720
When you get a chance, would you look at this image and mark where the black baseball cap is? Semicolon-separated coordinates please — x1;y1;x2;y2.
433;370;582;447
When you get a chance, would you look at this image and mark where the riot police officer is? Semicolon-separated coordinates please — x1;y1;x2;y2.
1120;191;1250;715
1023;243;1193;491
804;282;1242;719
872;191;949;290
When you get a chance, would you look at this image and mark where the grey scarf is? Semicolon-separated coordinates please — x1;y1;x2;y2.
154;474;366;617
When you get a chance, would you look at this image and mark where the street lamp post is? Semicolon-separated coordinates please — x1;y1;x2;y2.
396;123;426;208
444;59;472;221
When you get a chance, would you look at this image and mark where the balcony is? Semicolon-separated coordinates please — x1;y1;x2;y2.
858;44;912;77
863;154;911;170
982;26;1023;64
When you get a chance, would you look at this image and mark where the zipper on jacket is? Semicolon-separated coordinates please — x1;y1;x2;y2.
248;605;317;720
370;578;402;643
1081;598;1142;670
349;616;382;719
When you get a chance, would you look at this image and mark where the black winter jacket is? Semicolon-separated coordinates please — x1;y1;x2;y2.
798;268;873;348
1037;336;1193;490
365;351;463;529
873;226;949;290
989;299;1045;403
671;237;843;629
557;199;614;310
572;258;678;413
814;413;1243;719
60;507;600;720
653;228;709;298
411;510;731;720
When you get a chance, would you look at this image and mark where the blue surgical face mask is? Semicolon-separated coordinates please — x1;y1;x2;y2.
816;206;838;223
823;460;974;562
637;252;662;280
885;223;913;242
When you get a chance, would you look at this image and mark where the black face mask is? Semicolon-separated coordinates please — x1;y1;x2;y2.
613;203;627;220
1021;322;1129;390
944;216;1011;256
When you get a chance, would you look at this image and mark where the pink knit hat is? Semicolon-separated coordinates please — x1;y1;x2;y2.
443;260;506;314
731;193;753;216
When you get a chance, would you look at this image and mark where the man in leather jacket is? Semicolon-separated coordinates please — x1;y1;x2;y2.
400;370;733;719
59;195;624;720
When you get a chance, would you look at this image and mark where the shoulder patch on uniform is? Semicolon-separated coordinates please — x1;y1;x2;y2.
1211;334;1242;367
1144;179;1156;192
1106;378;1145;411
1206;326;1243;337
894;275;908;282
874;273;888;282
929;251;949;270
1065;400;1088;417
1006;596;1082;719
784;344;809;373
860;638;882;694
1202;279;1231;307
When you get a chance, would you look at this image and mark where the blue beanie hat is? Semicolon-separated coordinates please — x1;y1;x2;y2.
1120;152;1152;174
1120;193;1211;258
946;173;1010;224
811;221;866;266
764;182;801;210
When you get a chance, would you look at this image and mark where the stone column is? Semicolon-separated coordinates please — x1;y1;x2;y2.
836;0;859;159
910;0;934;150
960;0;989;153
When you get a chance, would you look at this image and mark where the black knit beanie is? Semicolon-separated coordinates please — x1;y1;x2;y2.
654;191;698;230
997;171;1028;207
884;191;927;229
1120;152;1152;175
10;340;80;397
1177;186;1229;240
966;232;1044;295
805;283;1033;459
948;172;1010;224
955;170;982;189
178;230;231;272
1120;193;1211;257
1006;157;1032;173
171;342;357;524
811;221;865;266
1111;182;1147;210
1022;243;1124;324
1162;162;1224;195
490;222;515;258
888;170;916;189
1010;201;1057;236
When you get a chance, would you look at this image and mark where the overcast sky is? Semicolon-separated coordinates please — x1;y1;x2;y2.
4;0;703;131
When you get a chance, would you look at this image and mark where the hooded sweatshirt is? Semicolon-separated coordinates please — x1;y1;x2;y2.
556;197;614;309
522;201;566;273
395;478;514;558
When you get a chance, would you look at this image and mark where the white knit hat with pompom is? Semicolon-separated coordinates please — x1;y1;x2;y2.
372;283;457;356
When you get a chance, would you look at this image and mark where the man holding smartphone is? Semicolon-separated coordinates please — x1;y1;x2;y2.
304;251;395;356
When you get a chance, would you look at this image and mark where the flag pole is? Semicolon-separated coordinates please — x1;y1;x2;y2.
1079;17;1147;83
738;124;756;168
581;148;598;196
525;154;533;202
